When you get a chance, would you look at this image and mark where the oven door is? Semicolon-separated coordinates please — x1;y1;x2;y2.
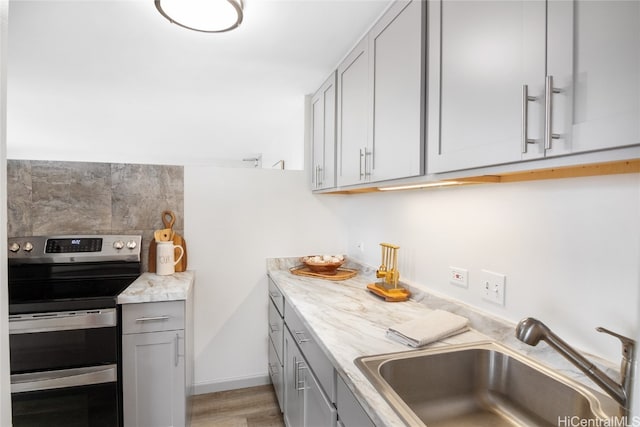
9;309;121;426
9;309;118;373
11;366;118;427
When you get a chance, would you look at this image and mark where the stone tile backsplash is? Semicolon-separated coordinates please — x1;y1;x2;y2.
7;160;184;271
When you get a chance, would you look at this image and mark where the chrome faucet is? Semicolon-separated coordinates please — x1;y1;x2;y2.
516;317;635;413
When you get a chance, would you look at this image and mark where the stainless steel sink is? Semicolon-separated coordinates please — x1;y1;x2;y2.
355;341;622;426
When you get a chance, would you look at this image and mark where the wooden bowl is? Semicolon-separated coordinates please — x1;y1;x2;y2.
302;256;345;275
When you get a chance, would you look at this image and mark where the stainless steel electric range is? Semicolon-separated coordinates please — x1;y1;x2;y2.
7;235;142;427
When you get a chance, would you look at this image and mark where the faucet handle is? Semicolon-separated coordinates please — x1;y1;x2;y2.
596;327;636;360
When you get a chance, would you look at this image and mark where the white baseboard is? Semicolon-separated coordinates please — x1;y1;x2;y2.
193;374;271;395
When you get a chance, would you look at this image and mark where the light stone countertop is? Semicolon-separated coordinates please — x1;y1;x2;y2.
117;271;195;304
267;257;620;427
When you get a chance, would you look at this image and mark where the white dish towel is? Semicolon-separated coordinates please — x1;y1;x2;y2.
386;310;470;348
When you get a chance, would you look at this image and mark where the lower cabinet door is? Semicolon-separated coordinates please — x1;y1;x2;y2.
336;375;374;427
284;329;304;427
268;338;284;412
284;328;337;427
303;366;337;427
122;330;186;427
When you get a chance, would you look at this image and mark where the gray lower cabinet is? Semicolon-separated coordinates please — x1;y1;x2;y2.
284;328;305;427
336;375;374;427
122;299;193;427
284;328;337;427
269;277;338;427
268;292;285;411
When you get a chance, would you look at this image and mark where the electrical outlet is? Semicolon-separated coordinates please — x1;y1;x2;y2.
449;267;468;288
481;269;506;306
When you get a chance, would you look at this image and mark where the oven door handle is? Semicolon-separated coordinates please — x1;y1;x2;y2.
9;309;117;334
11;364;117;394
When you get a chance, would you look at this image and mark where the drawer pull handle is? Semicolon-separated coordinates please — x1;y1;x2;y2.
268;363;279;377
294;358;306;392
269;323;280;333
294;330;310;344
269;291;281;299
135;316;170;322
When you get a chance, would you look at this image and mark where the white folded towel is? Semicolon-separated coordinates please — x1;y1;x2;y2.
386;310;470;348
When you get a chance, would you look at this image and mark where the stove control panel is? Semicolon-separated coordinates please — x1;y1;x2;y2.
8;235;142;264
46;238;103;253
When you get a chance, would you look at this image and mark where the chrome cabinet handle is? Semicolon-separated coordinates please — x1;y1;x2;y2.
544;75;562;150
295;359;306;392
269;323;280;333
359;148;365;180
135;316;170;322
294;330;310;345
268;363;279;377
314;165;322;188
521;84;538;153
175;333;180;367
269;291;280;300
317;165;323;187
364;149;372;179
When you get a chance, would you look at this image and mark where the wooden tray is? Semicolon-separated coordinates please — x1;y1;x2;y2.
290;266;358;281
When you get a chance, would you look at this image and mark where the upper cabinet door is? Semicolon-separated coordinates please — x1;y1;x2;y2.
546;0;640;156
337;37;371;187
311;72;337;190
427;0;546;173
369;0;424;182
337;0;424;187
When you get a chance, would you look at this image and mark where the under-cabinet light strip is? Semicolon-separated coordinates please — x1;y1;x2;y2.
378;181;462;191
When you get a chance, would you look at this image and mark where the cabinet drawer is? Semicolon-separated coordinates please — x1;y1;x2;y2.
268;299;284;364
268;277;284;316
284;300;335;403
122;301;185;334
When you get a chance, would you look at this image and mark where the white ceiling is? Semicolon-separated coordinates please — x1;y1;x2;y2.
6;0;391;169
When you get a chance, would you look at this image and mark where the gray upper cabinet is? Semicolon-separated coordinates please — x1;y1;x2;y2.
369;0;424;182
427;0;545;173
428;0;639;174
311;72;337;190
337;0;424;187
337;37;370;187
543;1;639;158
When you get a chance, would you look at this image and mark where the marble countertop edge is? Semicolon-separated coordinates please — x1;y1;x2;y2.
117;271;195;304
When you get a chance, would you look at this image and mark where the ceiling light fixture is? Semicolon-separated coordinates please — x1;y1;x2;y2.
155;0;244;33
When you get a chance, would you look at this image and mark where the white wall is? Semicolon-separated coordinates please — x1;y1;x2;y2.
340;173;640;363
6;1;392;170
184;166;347;392
183;169;639;392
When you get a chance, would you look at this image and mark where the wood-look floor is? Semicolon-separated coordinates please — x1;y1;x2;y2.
190;385;285;427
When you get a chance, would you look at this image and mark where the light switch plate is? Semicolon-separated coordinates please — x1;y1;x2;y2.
481;269;506;306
